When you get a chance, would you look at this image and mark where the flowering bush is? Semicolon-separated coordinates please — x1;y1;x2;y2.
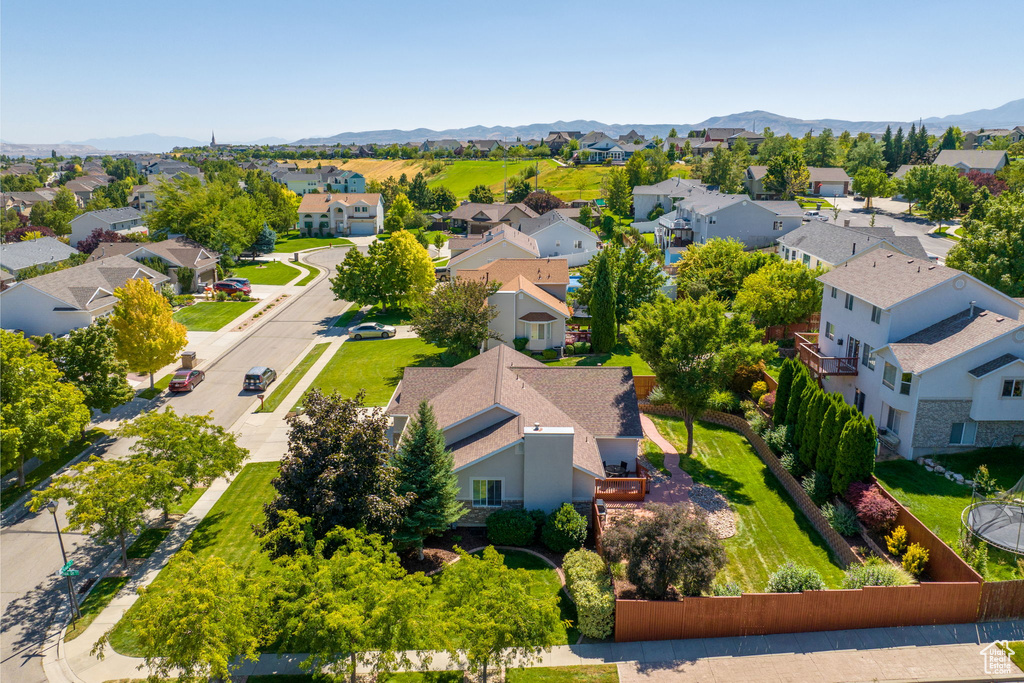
750;381;769;401
758;391;776;412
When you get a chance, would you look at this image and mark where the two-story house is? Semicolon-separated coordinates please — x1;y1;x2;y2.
515;210;602;266
801;252;1024;460
447;227;541;279
385;344;643;524
632;177;707;221
295;192;383;236
777;222;929;269
656;191;803;251
449;203;538;235
68;207;147;248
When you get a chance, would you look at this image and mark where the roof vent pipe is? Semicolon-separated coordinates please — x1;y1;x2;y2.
970;300;976;317
533;422;541;431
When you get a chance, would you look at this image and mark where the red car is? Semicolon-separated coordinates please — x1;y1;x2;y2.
213;280;251;295
168;369;205;392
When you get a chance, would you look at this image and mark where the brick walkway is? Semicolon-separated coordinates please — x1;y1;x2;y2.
637;413;693;505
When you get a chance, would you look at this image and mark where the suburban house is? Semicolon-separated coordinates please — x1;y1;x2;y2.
515;210;602;266
449;202;538;235
745;166;852;199
962;128;1023;150
576;133;624;163
143;160;201;178
447;227;540;279
799;252;1024;460
323;169;365;193
129;184;158;212
632;177;707;221
459;258;571;352
0;254;168;337
933;150;1009;175
385;344;643;522
2;189;59;214
295;192;384;236
704;128;747;143
728;130;765;152
90;237;219;293
420;139;464;154
544;131;582;154
777;222;930;269
655;189;803;255
64;176;112;204
68;207;147;248
0;237;80;279
279;172;321;195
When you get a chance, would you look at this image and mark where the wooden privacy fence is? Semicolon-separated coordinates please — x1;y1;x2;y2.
978;580;1024;621
763;313;821;342
615;582;983;642
633;375;656;400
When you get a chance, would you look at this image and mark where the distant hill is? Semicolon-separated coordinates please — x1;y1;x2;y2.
291;99;1024;145
68;134;206;153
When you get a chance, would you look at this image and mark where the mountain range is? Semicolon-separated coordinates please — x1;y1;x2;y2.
3;99;1020;155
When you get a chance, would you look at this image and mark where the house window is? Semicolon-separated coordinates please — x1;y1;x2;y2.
871;306;881;324
555;240;561;247
574;240;583;249
831;286;837;299
825;322;835;340
949;422;977;446
773;220;784;231
886;406;902;434
862;343;875;370
900;372;912;395
1001;379;1024;398
530;323;548;341
883;362;898;390
802;254;811;266
844;293;854;311
472;479;502;507
708;216;716;225
854;388;866;412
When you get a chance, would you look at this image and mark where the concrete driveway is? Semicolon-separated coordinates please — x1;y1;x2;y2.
820;196;958;259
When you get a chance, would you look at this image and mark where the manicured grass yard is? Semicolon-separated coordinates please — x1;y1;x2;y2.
169;486;207;515
300;337;446;408
545;343;653;376
63;577;129;642
138;373;173;400
293;261;320;285
127;528;169;560
231;260;301;285
257;342;330;412
641;438;669;478
648;415;845;591
363;303;415;326
332;304;360;328
1;428;107;510
273;233;353;253
507;665;619;683
874;454;1021;581
1004;642;1024;673
172;301;258;331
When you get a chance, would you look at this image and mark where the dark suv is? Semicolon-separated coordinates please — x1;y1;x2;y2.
243;366;277;391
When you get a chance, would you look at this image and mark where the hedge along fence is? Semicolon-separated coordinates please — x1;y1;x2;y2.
871;481;983;584
978;579;1024;621
614;581;983;642
639;404;860;568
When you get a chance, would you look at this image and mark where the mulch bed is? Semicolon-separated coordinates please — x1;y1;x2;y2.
400;527;569;574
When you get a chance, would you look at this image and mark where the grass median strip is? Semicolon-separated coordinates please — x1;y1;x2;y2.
273;234;353;253
138;373;174;400
294;261;320;285
231;261;301;285
63;576;129;642
257;342;330;413
0;428;108;511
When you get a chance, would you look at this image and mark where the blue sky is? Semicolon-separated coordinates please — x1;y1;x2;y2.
1;0;1021;143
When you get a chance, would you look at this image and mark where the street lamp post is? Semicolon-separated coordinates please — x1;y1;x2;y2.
45;501;81;623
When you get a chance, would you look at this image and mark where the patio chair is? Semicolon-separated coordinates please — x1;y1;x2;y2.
620;460;629;476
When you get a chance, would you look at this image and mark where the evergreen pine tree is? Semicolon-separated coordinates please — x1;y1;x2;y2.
590;250;617;354
882;126;894;172
816;395;843;478
799;389;827;469
773;359;796;424
393;400;465;558
893;127;906;167
832;413;878;496
792;384;815;453
785;366;810;432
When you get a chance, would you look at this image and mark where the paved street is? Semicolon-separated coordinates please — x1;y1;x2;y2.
827;196;958;259
0;247;351;683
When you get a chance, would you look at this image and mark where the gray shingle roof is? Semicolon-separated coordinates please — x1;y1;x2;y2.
632;177;704;196
888;308;1024;374
933;150;1008;170
818;252;962;309
968;353;1024;379
0;237;79;273
91;237;219;270
7;254;168;311
515;210;593;239
449;202;538;223
778;223;927;265
448;226;540;267
70;207;143;226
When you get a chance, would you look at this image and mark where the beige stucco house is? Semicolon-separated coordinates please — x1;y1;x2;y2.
449;203;538;235
90;237;219;293
385;345;643;524
447;227;540;279
295;192;383;236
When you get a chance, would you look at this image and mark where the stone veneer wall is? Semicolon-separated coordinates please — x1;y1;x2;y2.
912;399;1024;451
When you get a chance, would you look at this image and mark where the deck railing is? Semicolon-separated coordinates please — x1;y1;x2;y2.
795;332;858;376
595;477;647;501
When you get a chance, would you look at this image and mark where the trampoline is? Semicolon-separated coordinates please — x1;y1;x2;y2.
962;474;1024;555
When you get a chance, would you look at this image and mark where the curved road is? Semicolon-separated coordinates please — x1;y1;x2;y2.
0;247;351;683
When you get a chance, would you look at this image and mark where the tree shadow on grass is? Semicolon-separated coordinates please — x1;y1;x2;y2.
662;420;753;506
756;466;844;569
875;460;972;500
177;510;227;557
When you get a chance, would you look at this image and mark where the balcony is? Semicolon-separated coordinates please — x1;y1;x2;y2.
795;332;858;376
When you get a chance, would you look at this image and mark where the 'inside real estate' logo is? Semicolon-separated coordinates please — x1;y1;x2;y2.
980;641;1015;675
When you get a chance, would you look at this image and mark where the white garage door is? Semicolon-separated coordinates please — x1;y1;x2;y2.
819;183;843;197
348;222;376;235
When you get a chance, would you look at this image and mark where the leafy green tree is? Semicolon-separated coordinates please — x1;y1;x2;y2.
734;260;823;334
118;407;247;519
437;547;562;683
852;168;892;209
773;358;796;424
628;297;772;454
644;147;671;184
468;184;494;204
260;391;409;549
844;136;886;175
763;151;809;199
33;318;133;414
668;128;678;138
625;152;650;189
30;187;79;235
411;278;500;361
805;128;842;167
832;413;877;495
30;457;150;567
385;193;415;233
881;125;895;171
507;176;532;203
331;231;433;312
899;164;973;213
577;204;592;227
109;278;188;389
926;187;959;228
572;244;666;335
431;185;458;212
589;250;617;353
939;126;963;150
393;401;465;557
1;330;91;485
603;168;631;216
674;238;778;302
703;145;742;193
94;542;271;682
945;190;1024;296
243;171;302;232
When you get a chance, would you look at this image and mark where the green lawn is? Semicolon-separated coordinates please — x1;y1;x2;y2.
332;304;361;328
293;261;320;286
172;301;258;331
127;528;169;559
273;233;353;253
1;428;107;510
63;577;129;642
169;486;207;515
545;343;653;376
1004;642;1024;673
641;438;670;478
648;416;846;591
300;337;447;408
507;666;619;683
795;196;835;209
108;463;279;656
363;303;415;326
257;342;330;413
765;356;785;380
482;549;579;646
138;373;174;400
231;260;301;285
874;458;1021;581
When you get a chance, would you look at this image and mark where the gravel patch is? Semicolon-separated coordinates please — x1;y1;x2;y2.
689;483;737;539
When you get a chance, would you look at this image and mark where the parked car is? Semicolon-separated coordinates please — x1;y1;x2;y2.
223;277;250;288
169;369;205;392
243;366;277;391
350;322;397;340
214;280;251;295
435;266;450;282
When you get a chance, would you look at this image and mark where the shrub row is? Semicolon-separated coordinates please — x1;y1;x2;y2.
485;503;587;552
563;548;615;639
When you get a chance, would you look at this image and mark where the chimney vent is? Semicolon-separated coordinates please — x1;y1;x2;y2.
970;300;977;316
533;422;541;431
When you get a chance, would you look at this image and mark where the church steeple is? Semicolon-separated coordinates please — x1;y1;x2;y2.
210;130;217;147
